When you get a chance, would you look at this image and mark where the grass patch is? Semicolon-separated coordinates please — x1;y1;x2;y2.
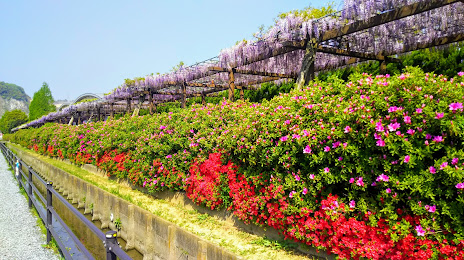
8;143;319;260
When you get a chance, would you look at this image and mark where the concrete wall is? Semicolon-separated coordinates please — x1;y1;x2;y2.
9;144;240;260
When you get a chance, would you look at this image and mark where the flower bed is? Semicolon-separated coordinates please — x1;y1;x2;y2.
7;68;464;259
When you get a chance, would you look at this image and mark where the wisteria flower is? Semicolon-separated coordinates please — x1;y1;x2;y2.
349;200;356;208
303;145;312;154
449;103;463;111
415;225;426;236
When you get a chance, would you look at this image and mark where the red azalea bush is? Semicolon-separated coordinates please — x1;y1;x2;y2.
6;67;464;259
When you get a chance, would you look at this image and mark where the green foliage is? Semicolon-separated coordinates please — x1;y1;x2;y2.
29;82;56;121
0;109;28;133
0;81;30;102
278;2;337;21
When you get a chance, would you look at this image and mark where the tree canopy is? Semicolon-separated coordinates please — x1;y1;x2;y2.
0;109;28;134
29;82;56;121
0;81;30;102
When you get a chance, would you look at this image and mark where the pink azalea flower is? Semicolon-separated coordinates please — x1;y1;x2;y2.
404;116;411;124
429;166;436;174
302;188;308;195
426;205;436;213
160;125;166;130
356;177;364;187
433;135;443;142
407;129;415;135
376;139;386;147
289;191;296;198
376;174;389;182
374;132;382;140
324;167;330;173
332;142;341;148
386;188;391;194
416;108;423;114
309;174;315;180
349;178;355;184
388;122;401;131
292;134;301;140
449;103;463;111
295;175;300;181
440;162;448;170
375;122;385;132
404;155;410;163
344;126;352;133
458;71;464;77
398;74;407;80
452;158;459;165
415;225;426;236
349;200;356;208
425;134;432;140
456;183;464;189
324;146;331;152
435;112;444;119
303;145;312;154
280;136;288;142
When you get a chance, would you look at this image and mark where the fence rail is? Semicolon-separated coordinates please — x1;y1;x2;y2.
0;142;132;260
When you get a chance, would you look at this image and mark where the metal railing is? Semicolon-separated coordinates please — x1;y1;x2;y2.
0;142;131;260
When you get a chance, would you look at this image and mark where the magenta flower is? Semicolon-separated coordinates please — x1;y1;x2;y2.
344;126;352;133
166;155;172;159
433;135;443;142
356;177;364;187
415;225;426;236
426;205;436;213
324;167;330;173
404;155;410;163
289;191;296;198
376;174;389;182
440;162;448;170
386;188;391;194
285;120;291;125
349;200;356;208
456;183;464;189
425;134;432;140
302;188;308;195
416;108;423;114
292;134;301;140
160;125;166;130
309;174;315;180
376;139;386;147
435;112;444;119
429;166;436;174
324;146;331;152
280;135;288;142
303;145;312;154
388;122;401;131
449;103;463;111
458;72;464;77
404;116;411;124
375;122;385;132
407;129;415;135
452;158;459;165
295;175;300;181
398;74;407;80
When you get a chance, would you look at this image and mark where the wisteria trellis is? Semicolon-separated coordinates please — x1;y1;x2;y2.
18;0;464;129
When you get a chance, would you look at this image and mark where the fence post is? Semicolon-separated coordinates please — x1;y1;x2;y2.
46;181;53;244
28;166;33;208
104;230;118;260
16;159;22;189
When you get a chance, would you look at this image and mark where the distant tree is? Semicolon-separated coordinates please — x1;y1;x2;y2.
0;81;30;102
0;109;28;133
29;82;56;121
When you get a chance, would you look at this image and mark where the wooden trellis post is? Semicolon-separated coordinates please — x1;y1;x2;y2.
201;92;206;105
110;103;114;118
181;82;187;108
297;35;317;90
77;112;81;125
228;69;236;102
97;106;101;122
239;86;244;101
149;91;154;115
126;98;131;114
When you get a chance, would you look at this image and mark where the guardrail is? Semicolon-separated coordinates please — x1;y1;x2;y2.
0;142;132;260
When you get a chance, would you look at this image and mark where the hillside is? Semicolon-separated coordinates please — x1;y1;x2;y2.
0;81;30;117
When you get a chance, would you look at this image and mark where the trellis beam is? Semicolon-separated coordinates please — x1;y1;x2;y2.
321;0;459;41
208;66;295;78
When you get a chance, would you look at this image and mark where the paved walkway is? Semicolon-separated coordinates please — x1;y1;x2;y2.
0;154;59;260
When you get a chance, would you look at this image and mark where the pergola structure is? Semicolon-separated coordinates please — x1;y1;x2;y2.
15;0;464;131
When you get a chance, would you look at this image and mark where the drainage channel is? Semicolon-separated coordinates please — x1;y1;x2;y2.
1;143;142;260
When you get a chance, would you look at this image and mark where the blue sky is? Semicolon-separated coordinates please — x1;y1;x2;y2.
0;0;338;100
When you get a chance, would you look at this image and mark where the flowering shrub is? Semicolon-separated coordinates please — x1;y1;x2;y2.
6;68;464;259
